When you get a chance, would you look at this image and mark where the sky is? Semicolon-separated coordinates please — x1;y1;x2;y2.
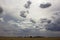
0;0;60;37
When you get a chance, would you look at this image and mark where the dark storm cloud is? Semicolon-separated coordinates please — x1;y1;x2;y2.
24;0;32;9
40;3;51;8
46;11;60;31
46;18;60;31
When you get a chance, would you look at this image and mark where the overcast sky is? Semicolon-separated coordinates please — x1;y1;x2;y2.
0;0;60;37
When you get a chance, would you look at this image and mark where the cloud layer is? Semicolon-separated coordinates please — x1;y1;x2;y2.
0;0;60;37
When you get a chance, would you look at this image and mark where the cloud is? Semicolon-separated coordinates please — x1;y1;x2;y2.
0;7;5;18
0;18;4;22
40;18;51;24
0;7;3;13
46;18;60;31
0;17;60;37
0;0;60;37
30;18;36;23
20;10;27;18
40;2;51;8
24;0;32;9
45;11;60;31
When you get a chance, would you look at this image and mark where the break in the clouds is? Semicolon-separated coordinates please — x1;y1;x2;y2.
0;0;60;37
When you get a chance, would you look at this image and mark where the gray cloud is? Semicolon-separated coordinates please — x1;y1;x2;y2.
30;18;36;23
0;0;60;37
0;7;3;13
40;3;51;8
24;0;32;9
3;14;18;22
40;18;52;24
46;18;60;31
20;10;27;18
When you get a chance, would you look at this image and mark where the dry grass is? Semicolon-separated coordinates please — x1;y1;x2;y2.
0;37;60;40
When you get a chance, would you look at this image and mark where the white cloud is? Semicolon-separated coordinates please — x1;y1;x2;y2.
0;18;4;22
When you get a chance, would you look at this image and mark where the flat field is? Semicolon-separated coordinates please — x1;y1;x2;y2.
0;37;60;40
